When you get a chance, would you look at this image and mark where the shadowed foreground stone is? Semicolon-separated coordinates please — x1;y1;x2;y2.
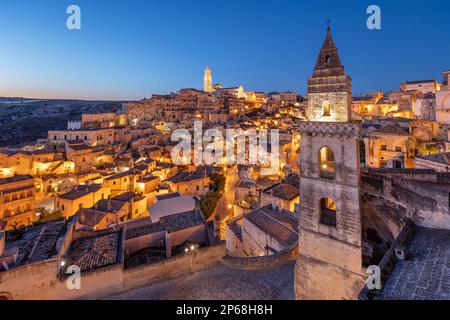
108;261;295;300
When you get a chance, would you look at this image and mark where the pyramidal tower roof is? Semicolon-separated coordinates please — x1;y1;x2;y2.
312;26;345;77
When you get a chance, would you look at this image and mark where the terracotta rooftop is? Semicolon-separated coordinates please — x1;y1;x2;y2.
245;205;298;247
263;183;299;201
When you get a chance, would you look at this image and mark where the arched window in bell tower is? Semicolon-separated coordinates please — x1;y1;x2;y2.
322;101;331;116
320;198;337;227
319;146;335;179
325;54;332;66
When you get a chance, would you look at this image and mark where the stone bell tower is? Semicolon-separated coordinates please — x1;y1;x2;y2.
294;26;366;300
204;66;213;93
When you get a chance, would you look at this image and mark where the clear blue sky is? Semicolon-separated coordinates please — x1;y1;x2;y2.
0;0;449;100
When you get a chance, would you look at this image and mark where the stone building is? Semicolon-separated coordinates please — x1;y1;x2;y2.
0;175;36;230
295;26;366;300
364;125;416;169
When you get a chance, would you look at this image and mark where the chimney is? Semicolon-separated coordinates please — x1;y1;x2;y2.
271;198;277;211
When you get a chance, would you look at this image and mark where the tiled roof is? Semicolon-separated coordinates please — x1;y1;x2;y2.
112;191;144;202
66;230;121;272
125;210;205;239
167;167;217;184
4;221;67;269
105;171;132;181
417;153;450;165
373;125;409;136
0;174;34;185
59;184;102;200
245;205;298;247
264;183;299;201
162;210;205;232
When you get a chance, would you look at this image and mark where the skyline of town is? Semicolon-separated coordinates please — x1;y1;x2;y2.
1;0;450;100
1;0;450;305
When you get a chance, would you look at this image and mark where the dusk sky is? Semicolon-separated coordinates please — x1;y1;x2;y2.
0;0;449;100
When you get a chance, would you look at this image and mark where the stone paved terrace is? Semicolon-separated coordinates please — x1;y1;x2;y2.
108;261;295;300
378;226;450;300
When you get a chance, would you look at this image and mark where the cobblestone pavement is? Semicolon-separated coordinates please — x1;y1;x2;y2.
379;227;450;300
109;261;295;300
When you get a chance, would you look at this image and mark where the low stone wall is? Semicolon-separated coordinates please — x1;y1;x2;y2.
222;243;298;271
121;242;226;293
0;242;225;300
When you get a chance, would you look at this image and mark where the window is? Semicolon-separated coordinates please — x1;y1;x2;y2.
380;145;387;151
322;101;331;117
79;203;82;209
395;146;402;152
325;55;332;65
61;204;65;211
320;198;337;227
319;146;335;179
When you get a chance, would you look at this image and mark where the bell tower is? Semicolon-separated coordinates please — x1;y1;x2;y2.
204;66;213;93
295;26;365;300
306;25;352;122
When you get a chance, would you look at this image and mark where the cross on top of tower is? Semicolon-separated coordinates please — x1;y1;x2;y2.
326;19;331;31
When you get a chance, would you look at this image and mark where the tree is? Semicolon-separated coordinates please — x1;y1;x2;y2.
210;173;225;192
199;191;222;220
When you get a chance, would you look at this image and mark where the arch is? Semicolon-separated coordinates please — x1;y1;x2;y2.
439;93;450;109
325;54;332;66
0;292;13;300
320;198;337;227
322;101;331;116
319;146;335;179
